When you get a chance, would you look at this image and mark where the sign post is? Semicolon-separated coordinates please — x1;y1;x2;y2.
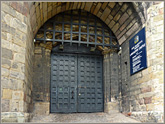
129;27;147;75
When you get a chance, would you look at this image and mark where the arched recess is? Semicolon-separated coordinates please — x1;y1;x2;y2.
34;9;119;52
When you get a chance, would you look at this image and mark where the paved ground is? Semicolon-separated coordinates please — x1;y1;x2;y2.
30;111;141;123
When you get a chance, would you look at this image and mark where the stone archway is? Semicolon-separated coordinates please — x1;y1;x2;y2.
1;1;164;123
29;2;150;44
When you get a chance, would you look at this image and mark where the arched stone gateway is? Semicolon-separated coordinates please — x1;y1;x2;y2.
1;1;164;123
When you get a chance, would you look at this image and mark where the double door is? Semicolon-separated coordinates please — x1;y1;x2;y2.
50;53;103;113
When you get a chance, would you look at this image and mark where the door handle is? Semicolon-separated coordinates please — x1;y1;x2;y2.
71;91;74;99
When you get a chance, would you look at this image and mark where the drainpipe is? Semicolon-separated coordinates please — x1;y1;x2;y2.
118;47;122;113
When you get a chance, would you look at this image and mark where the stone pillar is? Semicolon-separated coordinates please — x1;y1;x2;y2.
33;42;52;115
103;49;119;113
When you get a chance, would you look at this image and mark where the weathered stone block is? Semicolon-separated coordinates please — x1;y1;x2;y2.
3;89;12;99
1;117;17;122
11;43;26;54
141;86;152;93
111;4;120;16
153;14;163;22
121;3;128;12
12;18;27;33
10;70;25;80
101;2;108;10
9;78;24;90
4;14;14;27
1;31;7;40
2;3;16;17
1;76;11;89
34;102;50;115
2;48;13;60
144;97;152;104
112;23;119;33
11;62;25;73
146;104;155;111
1;67;9;77
19;100;24;112
119;12;129;25
109;20;115;28
17;116;25;122
11;99;19;112
93;3;101;15
138;98;144;105
2;99;10;112
2;22;16;34
100;7;111;21
108;2;116;8
12;91;24;100
14;53;25;63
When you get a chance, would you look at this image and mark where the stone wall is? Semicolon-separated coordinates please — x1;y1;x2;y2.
1;2;34;122
33;43;51;115
120;2;164;122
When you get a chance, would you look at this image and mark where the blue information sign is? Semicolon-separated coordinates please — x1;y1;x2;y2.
129;27;147;75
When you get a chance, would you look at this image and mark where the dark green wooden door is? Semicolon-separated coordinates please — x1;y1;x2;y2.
51;53;77;113
50;53;103;113
77;55;103;112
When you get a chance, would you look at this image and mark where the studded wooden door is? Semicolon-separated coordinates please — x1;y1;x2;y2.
51;53;77;113
77;55;103;112
51;53;103;113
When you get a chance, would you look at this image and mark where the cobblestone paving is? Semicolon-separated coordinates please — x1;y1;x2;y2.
30;111;141;123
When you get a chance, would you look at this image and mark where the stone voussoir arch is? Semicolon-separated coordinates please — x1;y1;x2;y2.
30;2;150;45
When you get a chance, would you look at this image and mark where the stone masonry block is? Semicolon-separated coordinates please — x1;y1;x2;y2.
3;89;12;99
2;58;11;69
11;62;25;73
112;23;119;33
2;67;9;77
11;99;19;112
109;20;115;28
12;91;24;100
1;76;12;89
2;48;13;60
10;70;25;80
9;78;24;90
144;97;152;104
2;3;16;17
2;99;10;112
121;3;128;12
93;3;102;15
141;86;152;93
19;100;24;112
101;2;108;10
11;43;26;54
101;7;111;21
146;104;155;111
119;12;129;25
7;33;13;42
108;2;116;8
34;102;50;115
138;98;144;105
14;53;25;63
4;14;14;27
12;18;27;33
111;4;120;16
